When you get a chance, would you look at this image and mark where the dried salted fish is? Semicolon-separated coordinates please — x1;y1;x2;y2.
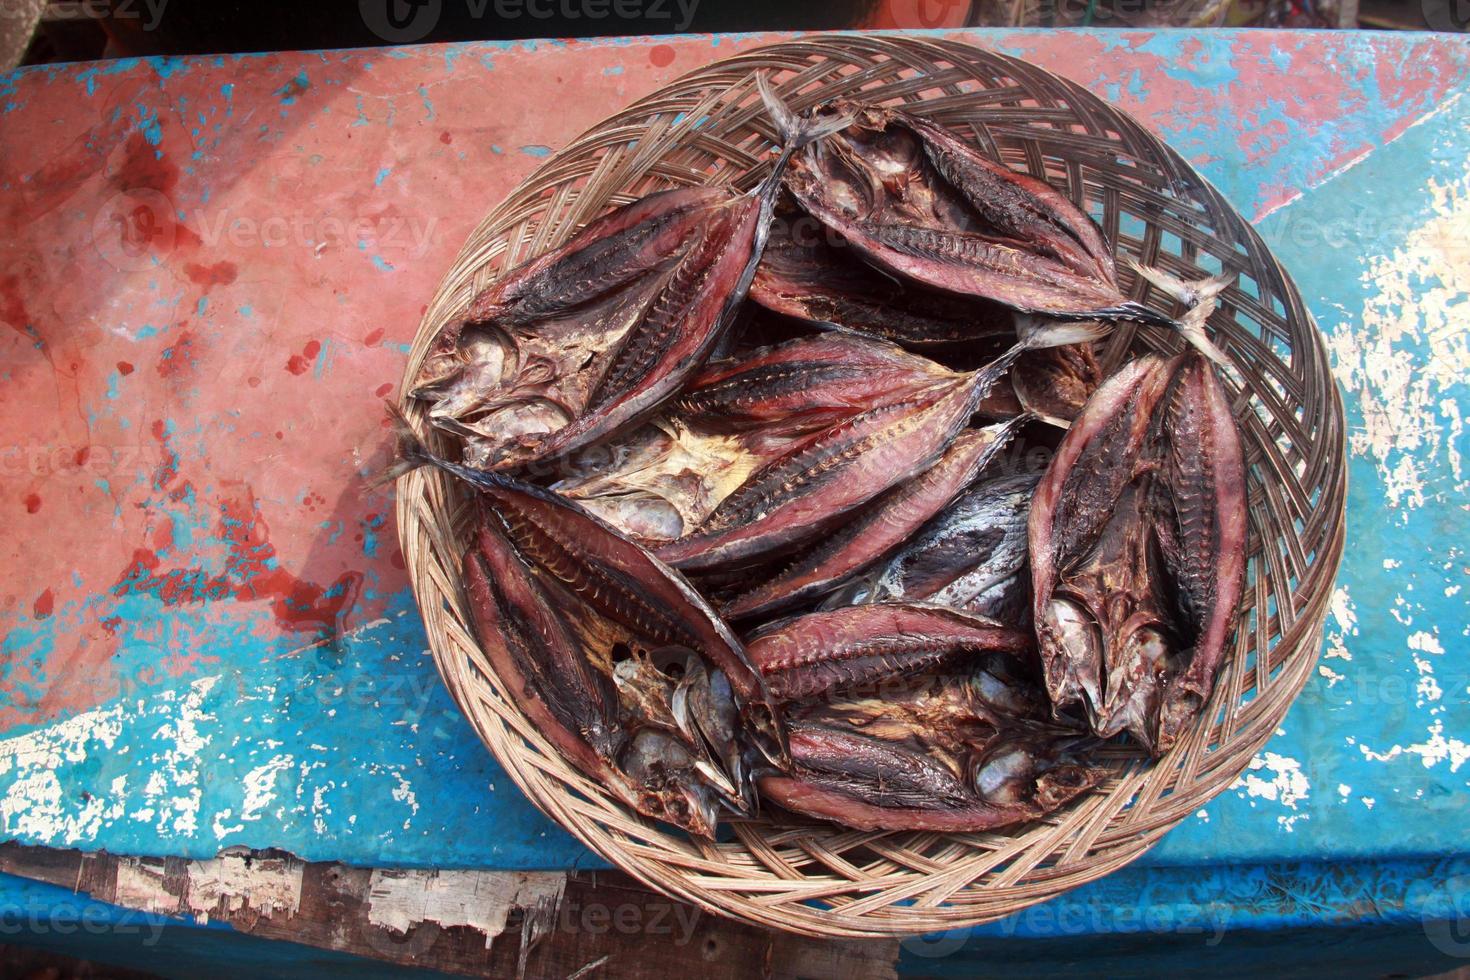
756;653;1103;832
675;331;968;433
655;318;1104;574
411;186;723;464
1030;355;1173;737
785;103;1175;323
746;603;1030;702
724;416;1027;620
1152;352;1248;748
551;417;812;544
384;418;785;836
749;200;1016;348
825;470;1038;625
1029;322;1247;753
554;333;968;543
411;78;850;471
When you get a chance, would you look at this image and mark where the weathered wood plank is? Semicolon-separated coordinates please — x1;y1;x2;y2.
0;844;898;979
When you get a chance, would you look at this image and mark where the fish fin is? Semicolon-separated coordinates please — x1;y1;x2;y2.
1015;316;1112;352
757;72;852;152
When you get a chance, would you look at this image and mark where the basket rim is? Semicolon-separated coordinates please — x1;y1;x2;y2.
391;35;1349;938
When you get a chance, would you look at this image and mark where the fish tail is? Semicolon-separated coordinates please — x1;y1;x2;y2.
757;72;852;157
367;402;440;489
370;401;526;495
1014;315;1112;352
1126;257;1233;307
1123;258;1235;366
1173;291;1232;368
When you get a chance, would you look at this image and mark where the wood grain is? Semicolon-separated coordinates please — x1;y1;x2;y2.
0;844;898;979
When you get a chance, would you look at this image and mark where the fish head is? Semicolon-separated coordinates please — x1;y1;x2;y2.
620;730;726;838
1037;593;1105;722
968;733;1100;812
410;322;516;415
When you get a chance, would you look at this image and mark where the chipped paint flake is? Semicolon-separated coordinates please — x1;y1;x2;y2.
1327;172;1470;511
1232;752;1311;831
113;853;304;924
0;678;219;843
366;869;565;949
242;754;294;822
1408;630;1445;654
1360;719;1470;772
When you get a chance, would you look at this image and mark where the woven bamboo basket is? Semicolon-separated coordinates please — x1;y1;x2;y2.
392;37;1348;937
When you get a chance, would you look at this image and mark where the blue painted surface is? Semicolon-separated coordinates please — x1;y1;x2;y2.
0;872;447;979
0;28;1466;942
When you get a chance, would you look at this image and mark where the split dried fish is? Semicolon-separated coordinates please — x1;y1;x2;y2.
785;103;1173;324
411;78;850;471
756;650;1103;832
825;470;1038;625
675;331;969;434
1029;318;1247;753
551;416;813;544
750;200;1016;348
385;418;785;836
553;333;965;543
724;415;1027;620
655;317;1105;574
746;602;1031;702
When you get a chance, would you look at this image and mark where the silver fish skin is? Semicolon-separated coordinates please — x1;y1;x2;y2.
724;416;1028;620
825;471;1038;624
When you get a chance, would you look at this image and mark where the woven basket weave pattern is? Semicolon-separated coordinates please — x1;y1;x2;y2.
393;38;1347;937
